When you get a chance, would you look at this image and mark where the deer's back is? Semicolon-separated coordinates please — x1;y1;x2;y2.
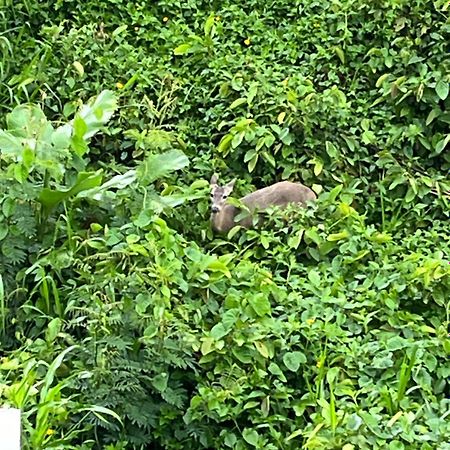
241;181;316;210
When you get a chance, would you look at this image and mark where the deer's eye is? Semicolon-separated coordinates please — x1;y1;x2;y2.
222;195;228;199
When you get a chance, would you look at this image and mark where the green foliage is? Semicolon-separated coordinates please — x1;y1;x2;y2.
0;345;121;449
0;0;449;449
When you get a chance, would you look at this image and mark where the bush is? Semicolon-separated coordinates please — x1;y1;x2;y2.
0;0;449;449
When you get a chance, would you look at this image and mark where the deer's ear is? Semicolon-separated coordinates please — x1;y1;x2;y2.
210;174;218;186
224;179;236;194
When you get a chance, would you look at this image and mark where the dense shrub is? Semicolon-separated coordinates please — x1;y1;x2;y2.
0;0;449;449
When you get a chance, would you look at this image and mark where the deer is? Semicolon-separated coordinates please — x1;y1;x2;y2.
209;174;317;233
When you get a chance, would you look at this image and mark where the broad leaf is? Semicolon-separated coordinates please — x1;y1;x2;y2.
137;149;189;185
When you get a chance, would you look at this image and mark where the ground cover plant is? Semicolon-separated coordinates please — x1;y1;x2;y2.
0;0;449;448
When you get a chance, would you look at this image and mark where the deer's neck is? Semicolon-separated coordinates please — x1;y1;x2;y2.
211;204;239;233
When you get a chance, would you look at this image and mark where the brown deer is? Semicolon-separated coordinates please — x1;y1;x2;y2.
210;175;316;233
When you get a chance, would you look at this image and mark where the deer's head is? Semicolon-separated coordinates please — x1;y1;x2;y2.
210;175;236;214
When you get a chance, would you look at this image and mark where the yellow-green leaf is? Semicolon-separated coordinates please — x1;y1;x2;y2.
173;43;192;55
72;61;84;76
229;97;247;109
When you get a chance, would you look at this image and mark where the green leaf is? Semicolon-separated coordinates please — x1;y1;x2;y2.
72;61;84;76
283;351;307;372
39;170;103;210
222;309;239;329
232;131;245;148
217;134;233;154
210;323;229;340
268;362;284;377
173;43;192;55
261;150;275;167
249;293;271;317
308;269;321;286
229;98;247;109
334;46;345;64
201;337;214;355
435;80;449;100
73;114;88;139
328;184;343;202
325;141;338;158
376;73;390;88
305;227;321;245
7;104;48;138
314;159;323;176
242;428;259;446
347;413;363;431
425;109;439;126
0;131;23;156
0;223;8;241
78;170;137;201
137;149;189;185
247;154;259;173
288;230;304;249
152;373;168;392
404;186;416;203
112;24;128;37
435;135;450;154
254;341;270;358
327;230;349;241
224;433;237;447
207;260;231;278
204;14;215;37
78;90;117;139
45;318;62;343
263;133;275;148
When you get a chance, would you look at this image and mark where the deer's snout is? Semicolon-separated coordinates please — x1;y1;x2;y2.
211;205;220;213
